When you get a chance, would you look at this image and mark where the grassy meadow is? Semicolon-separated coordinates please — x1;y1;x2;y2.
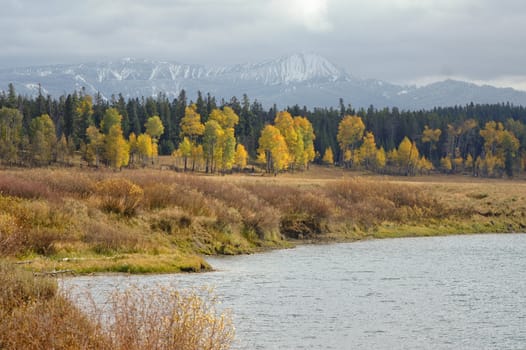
0;165;524;274
1;165;525;349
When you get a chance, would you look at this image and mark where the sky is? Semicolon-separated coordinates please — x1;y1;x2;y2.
1;0;526;89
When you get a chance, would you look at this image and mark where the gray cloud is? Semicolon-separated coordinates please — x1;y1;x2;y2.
1;0;525;88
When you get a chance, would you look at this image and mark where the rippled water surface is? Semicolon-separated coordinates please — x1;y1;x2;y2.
62;234;526;349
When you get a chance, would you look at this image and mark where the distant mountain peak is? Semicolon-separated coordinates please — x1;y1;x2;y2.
1;54;526;109
234;52;347;85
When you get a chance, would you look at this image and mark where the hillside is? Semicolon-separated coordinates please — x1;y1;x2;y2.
3;53;526;109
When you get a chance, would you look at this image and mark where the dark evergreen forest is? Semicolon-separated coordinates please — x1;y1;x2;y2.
1;83;526;175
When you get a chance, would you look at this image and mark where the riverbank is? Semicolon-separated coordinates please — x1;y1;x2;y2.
0;260;234;349
1;166;525;274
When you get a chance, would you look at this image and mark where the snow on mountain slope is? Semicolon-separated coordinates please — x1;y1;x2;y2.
1;53;526;109
228;53;348;85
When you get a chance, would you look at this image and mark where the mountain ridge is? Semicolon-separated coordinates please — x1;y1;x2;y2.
1;53;526;110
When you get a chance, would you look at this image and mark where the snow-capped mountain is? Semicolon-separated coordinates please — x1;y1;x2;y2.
227;53;347;84
1;53;526;110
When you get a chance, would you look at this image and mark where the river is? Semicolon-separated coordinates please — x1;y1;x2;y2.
61;234;526;349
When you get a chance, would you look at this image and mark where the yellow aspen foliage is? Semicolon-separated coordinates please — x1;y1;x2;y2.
178;136;193;170
152;141;158;158
294;116;316;168
275;111;300;168
440;157;452;172
181;105;204;140
322;147;334;165
0;107;23;164
482;153;503;177
76;95;93;118
191;144;204;171
418;156;434;174
258;124;289;173
422;125;442;158
272;137;290;172
208;109;223;126
275;111;295;132
76;95;94;141
359;131;377;169
221;128;236;171
375;147;386;169
105;124;129;169
86;125;105;165
234;144;248;170
213;132;225;171
343;149;352;163
145;115;165;141
209;107;239;129
337;115;365;165
387;148;398;165
29;114;56;165
398;137;419;165
206;108;239;172
453;156;464;172
480;121;503;154
480;121;519;176
293;133;305;168
397;137;415;163
352;151;361;166
421;125;442;143
203;120;223;173
397;137;420;174
220;106;240;129
137;133;153;163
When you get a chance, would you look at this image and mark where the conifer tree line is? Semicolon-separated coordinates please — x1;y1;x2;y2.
1;83;526;177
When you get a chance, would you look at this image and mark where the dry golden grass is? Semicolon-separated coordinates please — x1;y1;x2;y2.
94;286;234;350
0;261;233;349
0;166;524;273
1;166;524;349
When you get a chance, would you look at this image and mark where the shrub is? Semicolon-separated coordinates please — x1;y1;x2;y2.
101;286;234;350
95;178;143;216
0;173;56;200
325;179;449;225
0;262;234;350
182;178;281;239
0;261;56;314
0;262;109;349
82;221;140;254
26;228;60;256
1;294;110;350
241;183;330;238
0;212;24;255
142;182;175;209
42;170;96;198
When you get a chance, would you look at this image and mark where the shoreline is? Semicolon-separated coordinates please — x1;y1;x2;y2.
1;167;525;275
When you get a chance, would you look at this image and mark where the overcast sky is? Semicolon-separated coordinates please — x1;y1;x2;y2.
1;0;525;89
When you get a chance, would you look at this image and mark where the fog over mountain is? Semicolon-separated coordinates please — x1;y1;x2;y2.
2;53;526;110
